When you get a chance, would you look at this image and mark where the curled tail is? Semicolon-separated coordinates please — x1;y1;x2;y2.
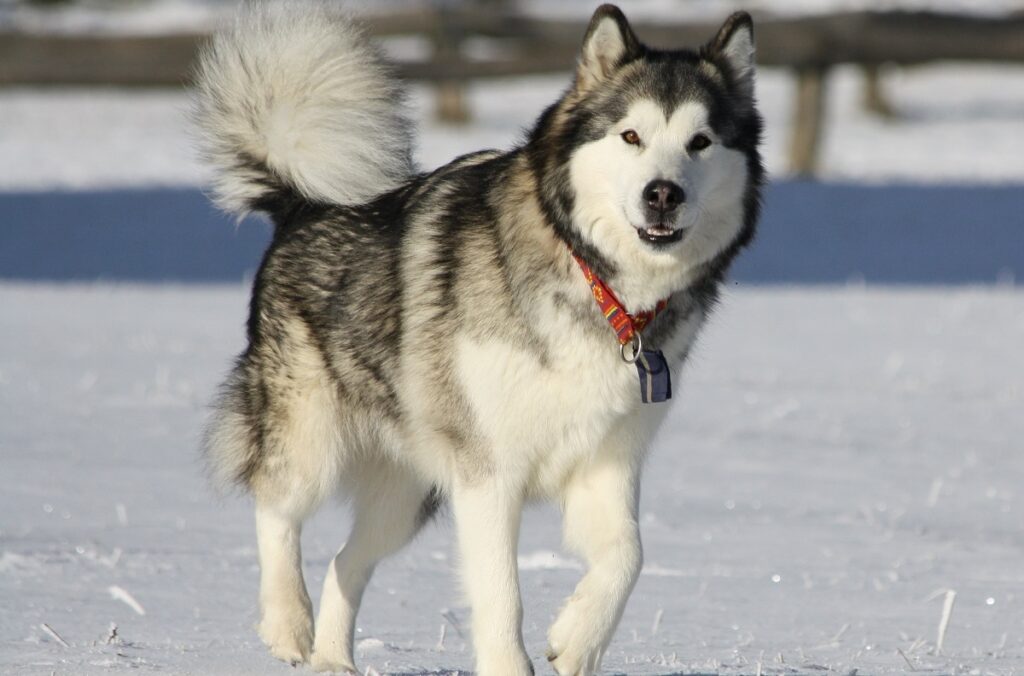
192;1;413;216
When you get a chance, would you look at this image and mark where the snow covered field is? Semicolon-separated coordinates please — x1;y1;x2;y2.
2;3;1022;673
2;285;1022;675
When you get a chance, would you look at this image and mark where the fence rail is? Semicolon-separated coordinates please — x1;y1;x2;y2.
2;8;1022;174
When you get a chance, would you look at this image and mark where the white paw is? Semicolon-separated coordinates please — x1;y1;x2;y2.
545;597;605;676
258;601;314;665
476;650;535;676
309;650;357;674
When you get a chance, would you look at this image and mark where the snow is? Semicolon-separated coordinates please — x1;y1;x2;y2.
2;65;1024;190
0;0;226;35
2;284;1022;675
1;3;1022;673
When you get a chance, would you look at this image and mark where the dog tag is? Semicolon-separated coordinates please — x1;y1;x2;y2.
635;349;671;403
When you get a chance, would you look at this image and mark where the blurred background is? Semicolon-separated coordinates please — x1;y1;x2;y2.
1;0;1022;283
2;2;1023;675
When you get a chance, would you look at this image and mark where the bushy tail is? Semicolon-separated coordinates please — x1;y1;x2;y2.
192;1;413;216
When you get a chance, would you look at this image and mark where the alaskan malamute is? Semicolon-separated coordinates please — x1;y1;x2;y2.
195;3;763;673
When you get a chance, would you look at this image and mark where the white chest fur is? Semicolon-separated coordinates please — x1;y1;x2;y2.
453;293;704;497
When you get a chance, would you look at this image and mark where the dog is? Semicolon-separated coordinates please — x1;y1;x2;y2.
195;2;763;674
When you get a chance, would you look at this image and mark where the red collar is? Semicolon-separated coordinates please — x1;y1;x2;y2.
571;253;668;347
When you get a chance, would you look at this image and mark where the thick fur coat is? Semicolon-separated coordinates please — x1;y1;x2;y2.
195;3;763;674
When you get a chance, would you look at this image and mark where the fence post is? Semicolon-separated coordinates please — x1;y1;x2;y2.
862;64;897;118
432;7;470;123
789;66;828;177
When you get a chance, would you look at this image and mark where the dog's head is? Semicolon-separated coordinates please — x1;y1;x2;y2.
529;5;763;308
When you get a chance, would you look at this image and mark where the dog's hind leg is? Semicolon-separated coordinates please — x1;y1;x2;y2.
310;460;437;673
546;450;643;676
255;503;315;665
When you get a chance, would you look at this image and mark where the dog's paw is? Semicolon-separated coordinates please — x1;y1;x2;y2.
470;642;535;676
258;602;314;666
309;650;357;674
475;651;535;676
545;645;602;676
545;597;605;676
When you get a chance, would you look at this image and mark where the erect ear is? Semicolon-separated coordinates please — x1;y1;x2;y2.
576;4;642;92
706;11;756;97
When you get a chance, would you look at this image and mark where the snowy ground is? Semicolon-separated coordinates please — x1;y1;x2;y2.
1;284;1022;675
2;3;1022;674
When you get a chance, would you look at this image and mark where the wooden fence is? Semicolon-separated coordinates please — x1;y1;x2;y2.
2;8;1022;175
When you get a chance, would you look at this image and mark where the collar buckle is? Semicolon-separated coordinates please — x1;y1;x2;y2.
620;332;642;363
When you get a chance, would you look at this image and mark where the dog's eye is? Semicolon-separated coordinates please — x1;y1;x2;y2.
620;130;641;146
688;133;712;153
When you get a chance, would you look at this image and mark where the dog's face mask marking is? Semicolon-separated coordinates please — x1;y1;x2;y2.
564;7;758;276
571;99;748;251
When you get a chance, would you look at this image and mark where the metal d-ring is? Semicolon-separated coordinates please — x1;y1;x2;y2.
620;332;643;364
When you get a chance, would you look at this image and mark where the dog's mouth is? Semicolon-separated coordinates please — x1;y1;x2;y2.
636;224;685;246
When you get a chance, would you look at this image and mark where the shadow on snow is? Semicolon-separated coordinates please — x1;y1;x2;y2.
1;181;1022;286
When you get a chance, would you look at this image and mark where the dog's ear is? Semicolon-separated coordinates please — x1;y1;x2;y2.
706;12;756;98
576;4;641;92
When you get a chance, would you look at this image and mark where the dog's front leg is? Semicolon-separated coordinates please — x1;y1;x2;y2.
452;478;533;676
547;453;643;676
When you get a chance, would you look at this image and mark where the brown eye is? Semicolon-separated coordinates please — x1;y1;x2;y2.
688;133;712;153
620;129;641;146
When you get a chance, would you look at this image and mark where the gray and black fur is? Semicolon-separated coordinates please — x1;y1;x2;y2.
195;3;762;673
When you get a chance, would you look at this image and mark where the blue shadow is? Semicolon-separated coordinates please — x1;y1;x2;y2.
1;182;1022;284
0;189;272;283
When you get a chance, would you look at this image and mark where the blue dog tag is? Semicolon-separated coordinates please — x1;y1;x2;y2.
636;349;671;403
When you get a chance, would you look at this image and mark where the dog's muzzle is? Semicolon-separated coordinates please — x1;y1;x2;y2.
638;179;686;245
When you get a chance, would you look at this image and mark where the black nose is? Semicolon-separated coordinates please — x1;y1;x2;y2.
643;180;685;213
